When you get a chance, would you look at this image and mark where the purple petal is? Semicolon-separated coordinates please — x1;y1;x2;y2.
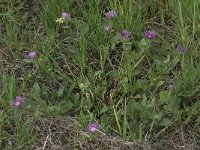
168;84;176;90
176;44;187;53
104;25;111;31
61;12;70;19
144;31;157;39
120;30;131;39
87;122;99;132
12;96;25;108
105;10;117;19
27;51;37;59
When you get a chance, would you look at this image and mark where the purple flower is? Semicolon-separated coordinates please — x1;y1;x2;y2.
61;12;70;19
104;25;111;31
12;96;25;108
120;30;131;40
27;51;37;59
176;44;187;53
168;83;176;90
144;30;157;39
105;10;117;19
87;122;99;132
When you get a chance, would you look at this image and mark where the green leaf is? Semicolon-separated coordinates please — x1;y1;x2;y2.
100;105;109;114
196;116;200;123
59;100;73;112
58;86;64;97
133;94;142;99
157;81;165;88
79;23;89;35
160;91;171;102
159;118;171;126
22;59;33;63
141;94;147;107
31;82;40;100
68;44;79;54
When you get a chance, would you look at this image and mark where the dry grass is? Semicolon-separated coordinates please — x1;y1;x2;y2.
31;116;138;150
152;124;200;150
30;116;200;150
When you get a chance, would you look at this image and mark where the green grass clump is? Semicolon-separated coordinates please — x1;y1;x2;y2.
0;0;200;149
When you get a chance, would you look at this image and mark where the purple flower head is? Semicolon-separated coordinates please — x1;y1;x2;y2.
120;30;131;40
168;83;176;91
27;51;37;59
61;12;70;19
12;96;25;108
87;122;99;132
105;10;117;19
176;44;187;53
144;30;157;39
104;25;111;31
